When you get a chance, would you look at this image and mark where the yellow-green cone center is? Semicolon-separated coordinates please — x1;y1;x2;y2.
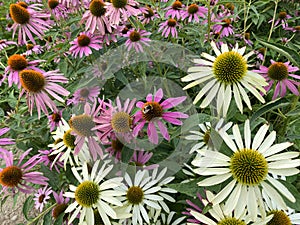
48;0;59;9
63;129;76;149
267;210;292;225
8;54;28;71
0;166;23;187
188;4;199;14
142;101;163;121
267;62;288;81
129;31;141;42
127;186;144;204
217;217;246;225
230;149;268;185
10;4;30;24
111;0;127;8
90;0;106;17
213;51;247;84
69;115;95;137
77;34;91;47
111;112;131;132
19;70;45;93
203;130;211;145
75;181;100;207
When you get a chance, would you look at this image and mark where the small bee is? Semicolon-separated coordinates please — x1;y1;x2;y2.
142;104;153;114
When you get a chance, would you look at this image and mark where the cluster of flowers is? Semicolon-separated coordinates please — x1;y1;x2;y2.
0;0;300;225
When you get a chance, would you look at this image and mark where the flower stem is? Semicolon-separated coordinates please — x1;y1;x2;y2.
26;204;57;225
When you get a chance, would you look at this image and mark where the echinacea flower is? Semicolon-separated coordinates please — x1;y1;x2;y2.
124;29;151;53
48;110;63;132
106;0;140;25
5;54;43;87
139;6;159;24
69;102;104;160
69;32;102;58
94;97;136;143
185;119;232;154
25;44;43;55
9;2;51;45
158;19;179;38
0;148;48;194
67;86;100;106
181;4;207;23
130;150;158;170
116;167;176;225
64;161;124;225
48;0;68;19
188;191;272;225
0;128;15;147
253;60;300;99
165;1;185;20
38;149;63;172
183;192;204;223
212;18;235;38
192;120;300;221
147;208;186;225
19;69;69;118
181;42;267;116
269;11;292;29
0;39;16;50
80;0;112;35
52;190;70;223
133;88;188;144
33;186;53;212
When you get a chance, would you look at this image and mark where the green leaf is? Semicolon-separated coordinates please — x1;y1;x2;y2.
278;180;300;211
23;196;34;221
42;210;52;225
250;98;289;123
253;33;300;67
121;145;134;163
54;212;65;225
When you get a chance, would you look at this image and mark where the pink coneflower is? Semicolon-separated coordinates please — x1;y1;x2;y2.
52;190;70;223
69;102;103;160
139;6;159;24
253;60;300;99
269;11;292;29
133;88;188;144
5;54;43;87
34;186;53;212
124;29;151;53
69;32;102;58
19;69;69;118
67;86;100;106
130;150;158;170
0;39;16;50
165;1;185;20
25;44;43;56
105;134;123;162
0;148;48;195
182;192;204;223
80;0;112;35
255;47;266;61
181;3;207;23
48;0;68;19
106;0;140;25
48;110;63;132
0;128;15;147
9;2;51;45
212;17;234;38
94;97;136;143
158;18;179;38
38;149;63;172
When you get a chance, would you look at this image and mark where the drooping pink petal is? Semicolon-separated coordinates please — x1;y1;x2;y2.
160;96;187;109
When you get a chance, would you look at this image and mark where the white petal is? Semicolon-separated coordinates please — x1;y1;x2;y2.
224;183;242;215
269;168;299;176
200;82;220;108
86;207;94;225
182;71;213;81
241;79;265;103
201;52;216;62
237;46;246;55
233;83;243;113
219;129;237;152
71;167;83;183
247;186;258;221
232;124;244;150
266;152;299;161
244;119;251;149
191;211;217;225
211;41;221;56
198;173;232;187
212;179;236;204
252;124;269;150
263;142;294;157
222;85;232;116
193;79;217;104
217;83;225;115
183;75;213;90
193;58;214;66
196;149;231;161
188;66;212;72
65;201;78;213
261;181;287;210
237;82;252;109
268;159;300;169
267;176;296;202
194;167;230;175
235;186;247;218
258;131;276;154
221;43;229;53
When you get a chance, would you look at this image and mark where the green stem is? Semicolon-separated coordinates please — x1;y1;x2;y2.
26;204;57;225
206;1;212;41
263;0;279;65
